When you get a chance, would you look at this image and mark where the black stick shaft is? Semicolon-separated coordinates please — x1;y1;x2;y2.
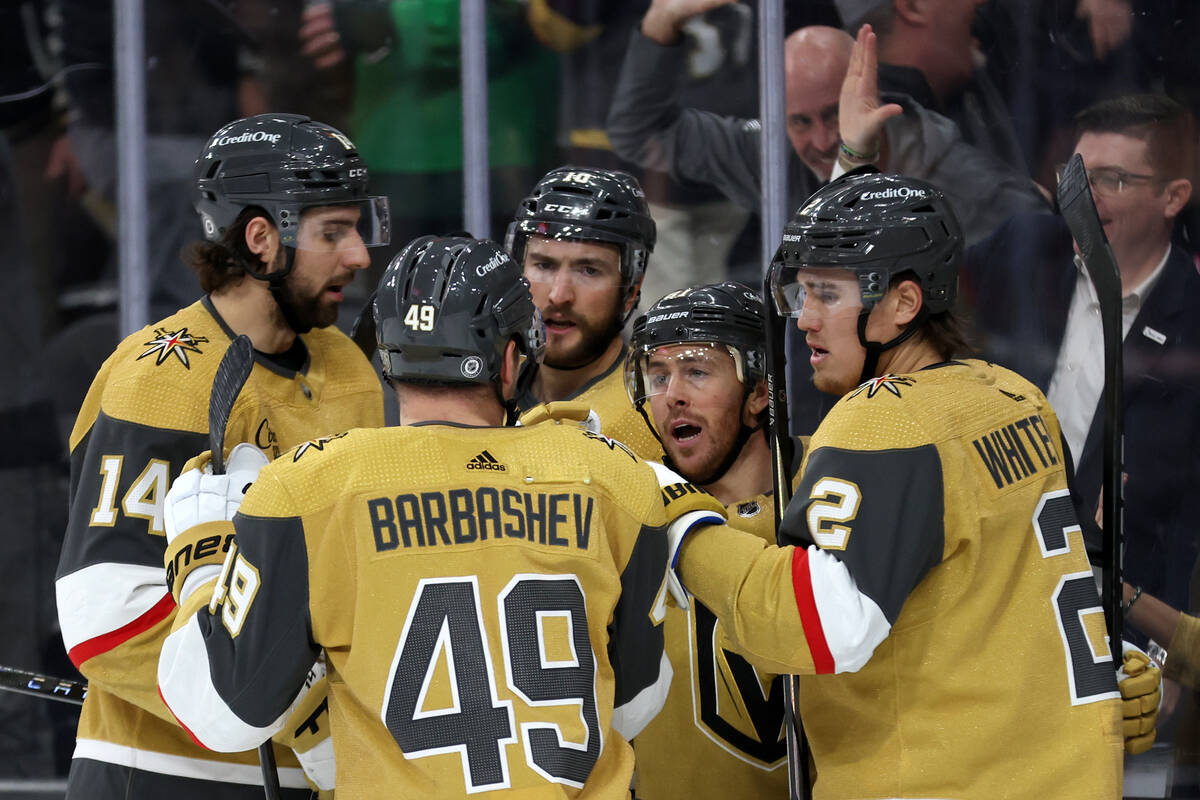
0;665;86;705
763;268;813;800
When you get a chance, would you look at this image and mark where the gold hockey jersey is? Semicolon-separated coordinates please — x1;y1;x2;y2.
678;360;1123;799
56;297;382;792
523;346;665;462
633;492;787;800
159;422;725;799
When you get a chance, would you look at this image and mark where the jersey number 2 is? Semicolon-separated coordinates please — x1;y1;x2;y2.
1033;489;1120;705
382;575;601;792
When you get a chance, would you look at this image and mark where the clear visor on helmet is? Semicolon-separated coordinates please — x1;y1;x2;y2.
625;342;746;406
769;265;866;320
289;197;391;252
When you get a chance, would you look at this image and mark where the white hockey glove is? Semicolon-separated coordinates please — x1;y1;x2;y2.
164;443;270;545
1118;641;1162;755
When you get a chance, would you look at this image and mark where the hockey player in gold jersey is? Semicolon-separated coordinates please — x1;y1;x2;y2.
507;167;664;460
55;114;389;799
668;172;1160;798
156;236;728;799
623;283;789;799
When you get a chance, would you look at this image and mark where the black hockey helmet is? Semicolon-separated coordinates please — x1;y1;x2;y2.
193;113;390;250
373;236;544;403
625;282;766;407
506;166;656;313
769;171;962;317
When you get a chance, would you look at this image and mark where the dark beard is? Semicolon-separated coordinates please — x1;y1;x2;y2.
543;297;625;370
275;273;338;334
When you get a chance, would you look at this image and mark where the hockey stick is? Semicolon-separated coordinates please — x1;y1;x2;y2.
762;266;813;800
0;665;85;705
207;335;282;800
1056;152;1124;657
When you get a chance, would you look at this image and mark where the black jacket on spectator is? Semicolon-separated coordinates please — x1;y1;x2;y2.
965;212;1200;625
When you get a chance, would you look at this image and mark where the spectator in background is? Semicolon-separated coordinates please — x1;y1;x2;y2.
833;0;1027;174
297;0;559;330
526;0;771;296
610;11;1045;435
962;94;1200;637
57;0;265;321
608;1;1045;249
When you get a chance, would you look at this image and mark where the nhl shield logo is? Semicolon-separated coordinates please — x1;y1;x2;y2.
461;356;484;379
736;500;761;518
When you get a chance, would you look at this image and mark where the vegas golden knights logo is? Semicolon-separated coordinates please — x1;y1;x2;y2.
693;601;787;766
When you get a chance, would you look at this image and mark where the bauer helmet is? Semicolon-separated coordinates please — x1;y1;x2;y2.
193;113;390;250
373;236;544;401
769;171;961;318
626;282;766;408
506;166;656;315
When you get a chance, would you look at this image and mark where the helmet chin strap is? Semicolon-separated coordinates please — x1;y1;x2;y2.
855;306;928;385
263;247;314;335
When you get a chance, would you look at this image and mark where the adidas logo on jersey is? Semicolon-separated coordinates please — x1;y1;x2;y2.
466;450;506;471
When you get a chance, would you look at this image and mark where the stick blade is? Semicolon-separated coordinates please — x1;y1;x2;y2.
1056;153;1121;302
209;335;255;474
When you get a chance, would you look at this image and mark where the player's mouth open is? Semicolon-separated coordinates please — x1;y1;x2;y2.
672;422;702;442
810;345;829;364
326;285;345;300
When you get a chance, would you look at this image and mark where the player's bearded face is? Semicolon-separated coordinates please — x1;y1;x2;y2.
645;345;750;485
785;268;867;397
523;237;627;370
278;206;371;331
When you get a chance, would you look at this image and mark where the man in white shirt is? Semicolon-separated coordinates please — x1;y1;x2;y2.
964;93;1199;636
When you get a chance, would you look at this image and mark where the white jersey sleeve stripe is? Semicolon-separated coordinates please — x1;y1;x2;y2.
57;562;170;653
71;738;311;788
805;546;892;674
612;651;673;740
158;618;290;753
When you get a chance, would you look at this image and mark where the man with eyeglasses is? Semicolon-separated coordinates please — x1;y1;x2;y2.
506;166;665;460
964;94;1200;671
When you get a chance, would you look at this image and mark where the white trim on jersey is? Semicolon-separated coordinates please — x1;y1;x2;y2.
57;562;168;652
612;651;673;740
805;546;891;674
158;618;293;752
71;738;311;789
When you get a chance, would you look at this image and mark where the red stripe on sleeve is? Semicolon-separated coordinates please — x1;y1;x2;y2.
157;686;212;751
791;547;835;674
68;592;176;668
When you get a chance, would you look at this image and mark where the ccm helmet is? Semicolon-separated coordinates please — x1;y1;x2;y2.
194;113;390;250
506;167;656;317
373;236;544;413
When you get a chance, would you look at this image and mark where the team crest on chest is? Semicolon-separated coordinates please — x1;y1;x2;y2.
850;374;914;399
137;327;209;368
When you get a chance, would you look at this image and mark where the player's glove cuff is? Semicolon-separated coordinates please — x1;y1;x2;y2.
164;520;234;603
665;509;726;610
